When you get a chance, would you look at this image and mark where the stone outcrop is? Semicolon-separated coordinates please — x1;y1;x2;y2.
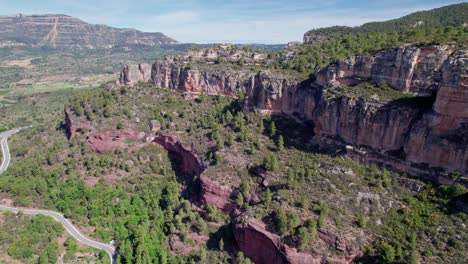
199;175;234;212
118;44;467;176
234;217;289;264
64;109;369;263
316;45;452;95
153;135;205;178
233;217;360;264
312;46;467;177
0;14;177;49
64;109;147;153
119;64;152;86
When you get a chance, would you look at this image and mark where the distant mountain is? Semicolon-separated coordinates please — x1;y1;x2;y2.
0;14;177;49
304;3;468;43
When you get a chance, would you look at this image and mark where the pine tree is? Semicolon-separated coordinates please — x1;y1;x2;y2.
277;135;284;151
264;188;272;209
270;121;277;136
228;132;236;146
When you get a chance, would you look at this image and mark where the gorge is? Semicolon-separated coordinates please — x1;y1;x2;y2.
118;44;468;180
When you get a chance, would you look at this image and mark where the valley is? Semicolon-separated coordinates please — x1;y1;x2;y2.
0;2;467;264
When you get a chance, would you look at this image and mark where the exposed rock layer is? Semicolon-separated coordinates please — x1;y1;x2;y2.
119;45;468;176
0;14;176;49
233;217;361;264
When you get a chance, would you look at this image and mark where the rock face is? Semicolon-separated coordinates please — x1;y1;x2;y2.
233;217;360;264
234;217;289;264
119;44;467;177
316;45;452;95
0;14;177;49
199;175;233;212
154;135;205;178
312;46;467;176
119;64;152;86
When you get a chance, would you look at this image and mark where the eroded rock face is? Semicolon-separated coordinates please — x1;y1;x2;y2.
153;135;205;178
316;45;452;95
233;217;289;264
119;44;467;176
119;64;152;86
313;48;467;176
64;111;147;153
233;217;360;264
0;14;177;49
199;175;234;212
151;60;253;96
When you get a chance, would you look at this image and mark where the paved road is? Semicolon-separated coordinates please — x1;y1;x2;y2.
0;128;19;173
0;205;115;261
0;128;116;263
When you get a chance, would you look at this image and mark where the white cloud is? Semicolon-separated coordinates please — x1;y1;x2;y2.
139;10;378;43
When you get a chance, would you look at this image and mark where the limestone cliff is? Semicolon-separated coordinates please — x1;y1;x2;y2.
0;14;177;49
118;45;467;177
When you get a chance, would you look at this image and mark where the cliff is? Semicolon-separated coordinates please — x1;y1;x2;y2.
0;14;177;49
233;216;361;264
119;44;467;177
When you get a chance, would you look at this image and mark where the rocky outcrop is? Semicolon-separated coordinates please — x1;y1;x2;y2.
312;47;467;176
404;50;468;174
316;45;452;95
0;14;177;49
64;110;147;153
118;45;467;176
150;60;253;96
234;217;289;264
199;175;233;212
233;217;360;264
153;135;205;178
119;64;152;86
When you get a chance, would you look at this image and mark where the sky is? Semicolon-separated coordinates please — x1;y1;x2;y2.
0;0;463;43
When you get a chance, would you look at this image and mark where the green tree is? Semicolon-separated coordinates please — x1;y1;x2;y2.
277;135;284;151
228;132;236;146
263;153;279;172
381;243;396;263
264;188;272;209
318;203;329;227
296;226;311;251
276;208;288;235
270;121;277;136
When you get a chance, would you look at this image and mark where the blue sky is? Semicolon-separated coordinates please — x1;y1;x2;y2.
0;0;463;43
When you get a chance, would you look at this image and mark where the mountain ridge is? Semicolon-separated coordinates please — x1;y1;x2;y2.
0;13;178;49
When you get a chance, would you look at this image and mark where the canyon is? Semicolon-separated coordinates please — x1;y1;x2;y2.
64;43;467;264
64;111;364;264
119;44;468;179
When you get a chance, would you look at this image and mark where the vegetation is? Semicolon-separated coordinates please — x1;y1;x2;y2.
330;82;415;101
0;212;63;262
0;81;466;263
304;3;468;38
0;4;467;263
279;25;467;75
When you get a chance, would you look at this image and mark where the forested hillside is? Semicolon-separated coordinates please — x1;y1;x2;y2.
304;3;468;43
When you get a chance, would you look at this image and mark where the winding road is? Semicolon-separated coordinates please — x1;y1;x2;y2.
0;128;116;263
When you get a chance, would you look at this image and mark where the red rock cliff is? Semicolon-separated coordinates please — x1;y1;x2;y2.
118;45;467;176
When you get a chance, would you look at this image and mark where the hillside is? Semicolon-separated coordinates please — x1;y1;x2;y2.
0;2;467;264
0;14;177;49
304;3;468;43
